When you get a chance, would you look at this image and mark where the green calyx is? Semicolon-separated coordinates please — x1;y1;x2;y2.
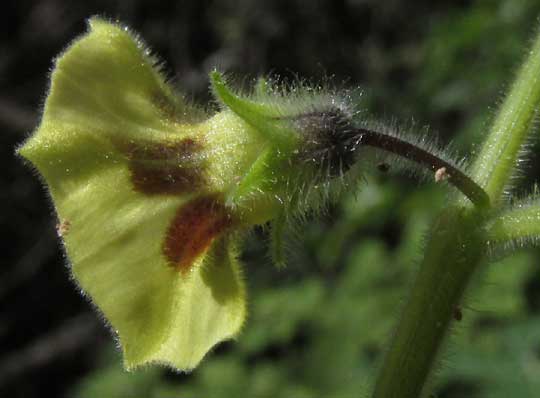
208;71;355;224
210;71;299;150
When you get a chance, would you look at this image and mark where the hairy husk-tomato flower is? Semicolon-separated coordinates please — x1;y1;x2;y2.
18;18;362;371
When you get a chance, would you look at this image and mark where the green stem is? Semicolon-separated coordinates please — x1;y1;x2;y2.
468;28;540;204
372;208;485;398
486;199;540;244
372;26;540;398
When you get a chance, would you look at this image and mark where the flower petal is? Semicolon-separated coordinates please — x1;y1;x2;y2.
18;18;246;371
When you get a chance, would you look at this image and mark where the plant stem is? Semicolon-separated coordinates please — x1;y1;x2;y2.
486;199;540;244
371;26;540;398
468;28;540;203
355;129;489;208
372;208;485;398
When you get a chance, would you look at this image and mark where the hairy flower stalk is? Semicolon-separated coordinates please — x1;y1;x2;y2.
278;108;488;207
351;128;489;207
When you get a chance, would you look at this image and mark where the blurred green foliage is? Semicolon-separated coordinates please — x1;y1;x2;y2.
66;1;540;397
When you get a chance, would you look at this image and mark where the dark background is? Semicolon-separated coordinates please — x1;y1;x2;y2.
3;1;540;397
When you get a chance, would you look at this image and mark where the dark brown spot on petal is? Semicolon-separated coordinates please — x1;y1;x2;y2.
163;194;234;273
118;138;207;195
129;166;203;195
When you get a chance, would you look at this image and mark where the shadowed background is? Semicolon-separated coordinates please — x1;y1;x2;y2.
3;1;540;397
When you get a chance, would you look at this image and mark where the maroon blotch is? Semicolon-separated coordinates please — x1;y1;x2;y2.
163;194;234;273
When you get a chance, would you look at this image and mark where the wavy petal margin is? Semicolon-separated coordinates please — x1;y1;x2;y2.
18;18;246;371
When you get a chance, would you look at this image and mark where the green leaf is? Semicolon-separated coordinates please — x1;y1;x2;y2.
18;18;245;371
